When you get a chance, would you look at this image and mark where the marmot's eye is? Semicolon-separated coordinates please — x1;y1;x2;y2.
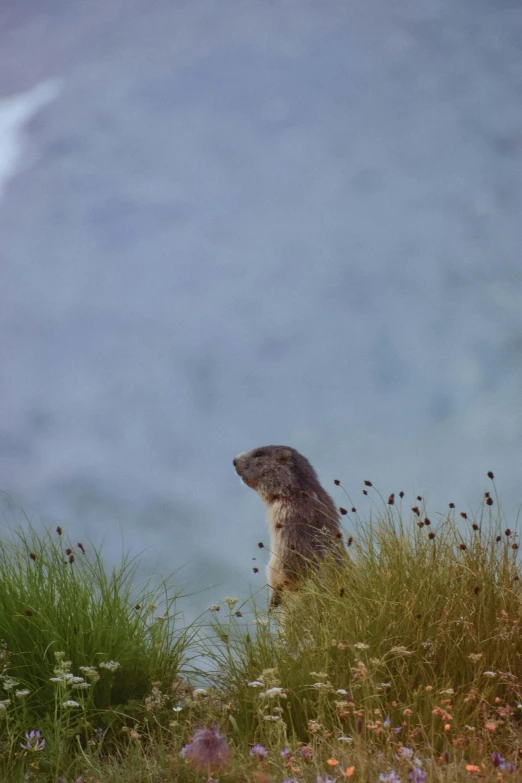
253;450;264;458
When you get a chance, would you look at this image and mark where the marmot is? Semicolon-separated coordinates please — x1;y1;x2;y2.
233;445;343;607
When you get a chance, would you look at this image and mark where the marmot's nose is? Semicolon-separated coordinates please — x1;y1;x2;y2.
232;457;238;467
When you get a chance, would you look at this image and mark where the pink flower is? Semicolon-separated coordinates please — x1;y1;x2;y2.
180;727;230;771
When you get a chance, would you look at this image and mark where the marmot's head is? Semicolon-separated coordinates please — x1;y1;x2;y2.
233;445;318;500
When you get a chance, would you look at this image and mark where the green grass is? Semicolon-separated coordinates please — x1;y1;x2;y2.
0;478;522;781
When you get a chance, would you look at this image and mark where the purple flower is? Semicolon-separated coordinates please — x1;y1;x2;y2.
180;727;230;770
281;748;293;760
383;715;391;728
408;769;426;783
398;747;413;759
507;761;515;774
490;753;505;770
379;772;400;783
317;776;336;783
250;743;267;760
282;779;300;783
20;730;46;752
299;745;313;760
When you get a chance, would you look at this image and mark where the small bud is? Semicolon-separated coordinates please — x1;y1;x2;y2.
69;554;75;564
258;542;264;548
513;544;519;551
411;506;420;516
505;529;512;537
487;471;494;479
334;479;341;486
347;537;353;547
428;532;435;540
56;526;62;535
387;494;395;505
66;548;72;555
417;495;422;501
399;491;404;498
339;507;348;515
472;523;479;531
135;605;141;610
77;543;85;554
29;553;36;561
486;497;493;506
417;521;424;528
364;480;373;487
496;536;501;542
459;544;467;551
351;507;357;513
335;531;343;538
362;489;368;496
235;610;243;617
460;512;468;519
253;567;259;573
449;502;455;508
424;518;431;526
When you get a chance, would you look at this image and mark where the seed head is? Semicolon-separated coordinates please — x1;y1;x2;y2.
399;491;404;498
253;567;259;573
449;503;455;509
258;542;264;548
417;496;422;501
411;507;420;517
334;479;340;486
351;507;356;513
472;523;479;531
496;536;501;542
347;537;353;547
487;471;494;479
362;490;368;496
339;507;348;515
460;512;468;520
364;480;372;487
388;494;395;505
459;544;467;551
428;532;435;540
424;518;431;526
505;529;512;537
486;497;493;506
56;527;62;536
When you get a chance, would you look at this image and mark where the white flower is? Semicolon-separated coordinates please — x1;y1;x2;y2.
68;676;85;684
353;642;369;650
99;661;121;672
338;735;353;743
312;682;331;690
336;688;348;695
0;700;10;710
483;671;497;677
62;700;80;708
310;671;329;679
155;615;167;622
207;605;221;612
377;682;391;689
439;688;454;695
193;688;208;698
248;680;264;688
389;646;412;656
225;597;239;608
263;714;281;721
263;687;286;698
172;705;183;712
1;677;19;690
72;682;91;689
15;690;30;698
49;677;64;683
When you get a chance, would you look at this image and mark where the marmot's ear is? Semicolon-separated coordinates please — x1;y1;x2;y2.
278;449;293;462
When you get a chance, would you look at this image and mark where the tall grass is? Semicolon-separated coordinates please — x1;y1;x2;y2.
1;480;521;781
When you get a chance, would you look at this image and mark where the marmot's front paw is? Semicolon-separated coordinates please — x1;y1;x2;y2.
269;588;282;609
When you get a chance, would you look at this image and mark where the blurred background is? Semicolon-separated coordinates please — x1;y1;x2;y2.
1;0;521;612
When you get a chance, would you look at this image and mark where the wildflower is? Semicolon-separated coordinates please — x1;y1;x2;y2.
398;747;413;759
299;746;313;760
207;605;221;612
383;716;391;728
250;744;267;760
379;773;400;783
344;767;355;777
353;642;369;650
317;777;336;783
484;721;497;732
263;687;286;698
408;769;426;783
483;670;497;677
281;748;293;760
15;690;30;698
389;646;412;656
62;700;80;708
193;688;208;698
468;653;483;662
20;730;46;751
327;759;339;767
1;676;19;690
465;764;481;773
282;779;299;783
377;682;391;689
225;597;239;608
312;682;332;690
490;753;505;769
0;700;10;710
248;680;264;688
99;661;120;672
336;688;348;695
263;715;281;721
172;705;183;712
338;735;352;743
180;727;230;771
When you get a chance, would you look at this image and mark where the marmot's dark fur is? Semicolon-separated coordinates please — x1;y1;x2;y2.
233;445;343;607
